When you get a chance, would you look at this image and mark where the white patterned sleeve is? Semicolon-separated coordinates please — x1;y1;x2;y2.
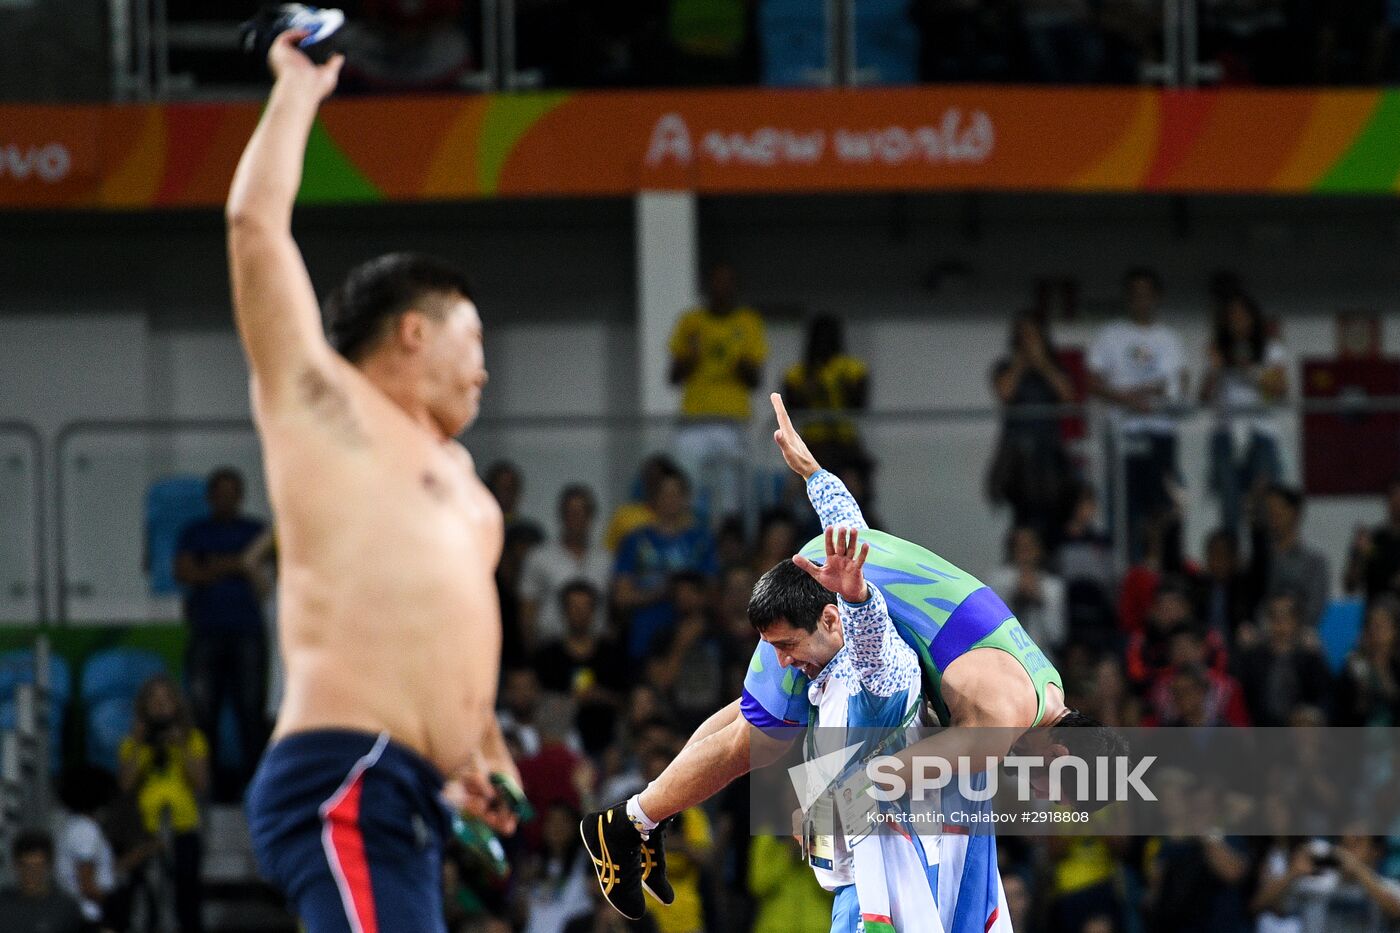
805;469;868;531
841;584;915;697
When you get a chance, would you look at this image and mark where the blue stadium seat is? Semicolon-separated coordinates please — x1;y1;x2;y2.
759;0;830;87
79;648;168;706
86;694;136;771
145;475;208;596
0;649;72;773
80;649;169;769
1319;598;1365;673
853;0;918;85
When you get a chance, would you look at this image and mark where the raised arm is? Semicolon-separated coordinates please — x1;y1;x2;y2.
771;392;868;530
225;31;344;405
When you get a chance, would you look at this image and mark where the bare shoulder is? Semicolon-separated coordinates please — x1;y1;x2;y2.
942;648;1039;729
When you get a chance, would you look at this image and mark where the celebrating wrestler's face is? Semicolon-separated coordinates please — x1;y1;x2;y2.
760;607;843;679
415;297;487;436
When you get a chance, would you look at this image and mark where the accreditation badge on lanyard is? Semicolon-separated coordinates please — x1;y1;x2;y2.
801;721;839;871
803;792;836;871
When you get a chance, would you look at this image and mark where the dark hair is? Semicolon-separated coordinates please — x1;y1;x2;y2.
1153;574;1194;604
1048;711;1130;813
757;507;797;539
13;829;52;861
669;569;709;592
804;315;845;370
1212;292;1266;365
325;252;474;362
504;523;544;552
485;461;520;488
652;463;691;498
206;467;244;497
717;514;747;542
557;483;596;519
748;559;836;633
1267;483;1304;516
1166;623;1202;644
1369;593;1400;624
134;674;193;732
58;766;115;815
1123;266;1163;294
558;579;600;611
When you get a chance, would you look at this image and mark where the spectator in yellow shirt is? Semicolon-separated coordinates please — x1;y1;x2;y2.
604;455;679;552
668;262;767;517
118;675;209;933
782;314;869;467
748;835;835;933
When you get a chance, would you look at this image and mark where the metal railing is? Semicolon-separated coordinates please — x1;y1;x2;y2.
106;0;1236;102
53;418;268;625
0;634;54;884
42;395;1400;624
0;423;46;625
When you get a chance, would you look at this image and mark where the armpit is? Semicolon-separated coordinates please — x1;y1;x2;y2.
297;366;369;447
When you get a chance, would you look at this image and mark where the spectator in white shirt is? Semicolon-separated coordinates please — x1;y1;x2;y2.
989;525;1067;658
1088;267;1188;562
518;484;612;651
54;767;116;926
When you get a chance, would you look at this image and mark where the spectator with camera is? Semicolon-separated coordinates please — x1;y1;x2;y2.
1253;832;1400;933
118;674;210;933
989;312;1077;551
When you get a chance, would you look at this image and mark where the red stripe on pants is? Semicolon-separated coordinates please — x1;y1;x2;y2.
326;775;378;933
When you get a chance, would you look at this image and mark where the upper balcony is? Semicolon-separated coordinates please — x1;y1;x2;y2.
1;0;1395;104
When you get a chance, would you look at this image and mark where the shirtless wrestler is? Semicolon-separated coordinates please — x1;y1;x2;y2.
231;30;516;932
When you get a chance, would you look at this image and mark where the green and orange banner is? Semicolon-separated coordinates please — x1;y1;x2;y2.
3;86;1400;209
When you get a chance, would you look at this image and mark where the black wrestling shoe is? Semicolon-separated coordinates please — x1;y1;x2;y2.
641;816;676;905
240;3;345;64
580;804;645;920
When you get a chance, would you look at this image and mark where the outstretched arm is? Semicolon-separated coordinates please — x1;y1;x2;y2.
771;393;867;530
226;31;344;406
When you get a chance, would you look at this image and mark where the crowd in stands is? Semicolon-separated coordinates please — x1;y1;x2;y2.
164;0;1400;96
10;262;1400;933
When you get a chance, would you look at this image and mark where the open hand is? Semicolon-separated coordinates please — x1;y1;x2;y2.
268;29;343;100
793;526;869;603
771;392;820;479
